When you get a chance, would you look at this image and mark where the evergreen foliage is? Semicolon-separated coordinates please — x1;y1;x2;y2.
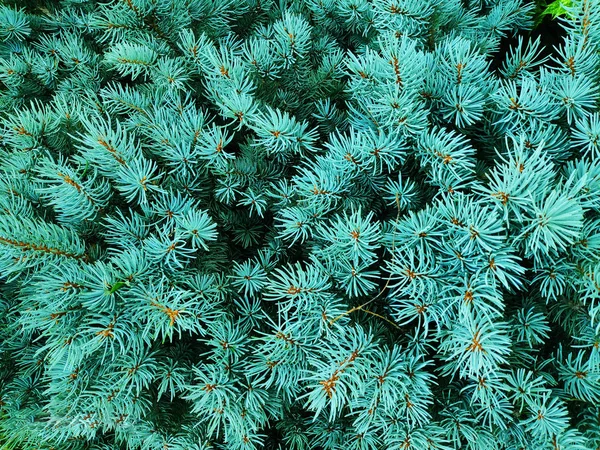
0;0;599;449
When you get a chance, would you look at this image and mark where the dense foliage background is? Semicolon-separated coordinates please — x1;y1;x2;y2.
0;0;599;449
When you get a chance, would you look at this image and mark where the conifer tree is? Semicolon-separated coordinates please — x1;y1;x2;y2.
0;0;599;449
